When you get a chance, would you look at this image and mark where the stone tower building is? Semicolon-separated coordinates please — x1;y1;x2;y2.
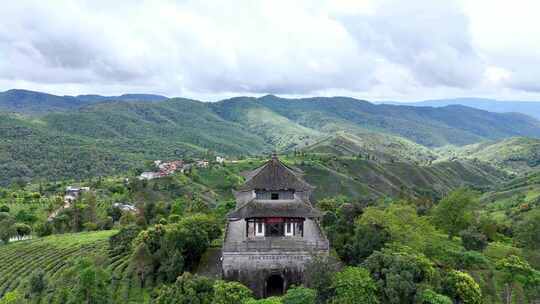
222;154;328;298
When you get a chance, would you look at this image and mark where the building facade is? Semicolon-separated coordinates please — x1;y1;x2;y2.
222;154;328;298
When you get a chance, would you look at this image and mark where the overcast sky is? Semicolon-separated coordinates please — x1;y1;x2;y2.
1;0;539;102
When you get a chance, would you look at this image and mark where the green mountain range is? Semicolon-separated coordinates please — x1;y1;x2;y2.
0;89;167;115
381;97;540;120
1;90;540;184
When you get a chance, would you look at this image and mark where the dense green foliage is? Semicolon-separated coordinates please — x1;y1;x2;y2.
281;287;317;304
438;137;540;174
130;214;221;287
432;188;478;239
330;267;378;304
0;147;539;303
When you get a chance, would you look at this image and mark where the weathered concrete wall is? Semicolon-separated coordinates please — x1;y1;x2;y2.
222;251;321;298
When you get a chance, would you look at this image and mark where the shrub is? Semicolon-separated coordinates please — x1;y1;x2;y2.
330;267;378;304
0;291;24;304
363;248;434;304
168;214;181;223
34;221;53;237
109;225;142;256
460;229;488;251
27;269;48;297
443;270;482;304
154;273;214;304
213;280;252;304
515;209;540;250
244;297;282;304
420;289;452;304
14;223;32;239
282;286;317;304
304;255;341;303
83;222;98;231
432;188;478;239
0;218;16;244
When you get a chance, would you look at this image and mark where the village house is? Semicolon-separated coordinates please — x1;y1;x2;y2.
158;160;184;175
138;160;185;180
49;186;90;221
196;159;209;168
222;154;328;298
138;171;161;180
112;202;139;214
64;186;89;203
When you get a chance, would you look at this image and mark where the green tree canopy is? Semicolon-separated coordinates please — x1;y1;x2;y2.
496;255;540;304
432;188;478;239
282;286;317;304
358;203;436;253
0;291;24;304
53;257;112;304
330;267;378;304
213;280;253;304
153;272;214;304
304;255;341;303
515;209;540;250
442;270;482;304
363;248;435;304
419;289;452;304
27;269;48;298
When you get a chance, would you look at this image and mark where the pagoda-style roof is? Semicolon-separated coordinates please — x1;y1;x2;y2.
237;154;314;191
227;198;322;219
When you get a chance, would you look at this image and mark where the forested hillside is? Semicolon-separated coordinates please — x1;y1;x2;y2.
0;89;168;115
438;137;540;174
2;92;540;185
384;98;540;120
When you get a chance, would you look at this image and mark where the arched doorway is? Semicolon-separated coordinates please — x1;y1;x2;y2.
266;274;284;297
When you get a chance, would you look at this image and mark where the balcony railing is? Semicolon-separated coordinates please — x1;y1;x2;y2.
223;237;329;252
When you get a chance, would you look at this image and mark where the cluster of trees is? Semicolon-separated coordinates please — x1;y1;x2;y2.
0;169;222;244
126;214;221;288
151;266;371;304
0;213;222;304
0;206;33;244
2;161;540;304
36;192;115;237
318;188;540;303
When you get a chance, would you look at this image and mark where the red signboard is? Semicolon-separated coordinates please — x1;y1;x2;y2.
265;217;284;223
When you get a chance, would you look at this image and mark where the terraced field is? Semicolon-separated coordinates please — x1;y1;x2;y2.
0;231;115;299
0;230;154;303
107;251;151;304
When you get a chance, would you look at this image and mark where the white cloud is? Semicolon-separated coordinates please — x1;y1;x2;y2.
0;0;539;100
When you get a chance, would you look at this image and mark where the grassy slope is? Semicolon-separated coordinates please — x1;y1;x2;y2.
211;98;323;150
437;137;540;174
294;157;509;200
303;131;439;164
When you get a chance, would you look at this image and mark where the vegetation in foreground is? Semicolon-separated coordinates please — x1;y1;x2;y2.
0;156;539;303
